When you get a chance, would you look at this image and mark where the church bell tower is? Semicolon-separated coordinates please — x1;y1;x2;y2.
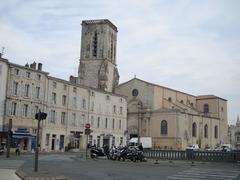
78;19;119;93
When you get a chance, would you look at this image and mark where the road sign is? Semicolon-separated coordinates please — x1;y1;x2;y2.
85;123;91;129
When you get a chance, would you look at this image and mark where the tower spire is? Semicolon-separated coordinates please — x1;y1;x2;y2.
236;114;240;127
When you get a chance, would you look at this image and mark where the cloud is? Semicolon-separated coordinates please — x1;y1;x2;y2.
0;0;239;124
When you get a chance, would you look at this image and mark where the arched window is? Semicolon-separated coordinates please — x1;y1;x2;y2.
92;31;98;57
204;124;208;138
161;120;168;135
214;125;218;139
192;122;197;137
203;104;209;113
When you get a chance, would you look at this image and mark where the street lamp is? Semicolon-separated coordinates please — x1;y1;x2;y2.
137;102;142;145
34;111;47;172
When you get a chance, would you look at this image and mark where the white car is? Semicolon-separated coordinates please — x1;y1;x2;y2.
186;144;200;151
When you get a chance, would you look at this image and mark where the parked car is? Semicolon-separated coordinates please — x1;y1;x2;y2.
186;144;200;151
0;146;4;155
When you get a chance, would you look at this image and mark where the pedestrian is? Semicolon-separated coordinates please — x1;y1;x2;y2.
138;143;143;151
16;143;20;156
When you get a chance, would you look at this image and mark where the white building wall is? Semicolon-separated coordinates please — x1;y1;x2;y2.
0;59;8;131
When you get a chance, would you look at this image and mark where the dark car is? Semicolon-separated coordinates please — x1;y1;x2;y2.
0;146;4;155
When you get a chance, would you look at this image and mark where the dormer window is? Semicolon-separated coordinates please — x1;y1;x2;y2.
203;104;209;113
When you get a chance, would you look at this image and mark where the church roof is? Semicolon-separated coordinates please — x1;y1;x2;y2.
118;77;227;101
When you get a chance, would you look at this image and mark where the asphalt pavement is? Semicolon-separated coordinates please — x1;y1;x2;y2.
1;152;240;180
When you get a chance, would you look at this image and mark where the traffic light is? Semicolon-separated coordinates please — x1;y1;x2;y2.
40;113;47;120
35;112;48;120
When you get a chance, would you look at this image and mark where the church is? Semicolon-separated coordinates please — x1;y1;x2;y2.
0;19;228;151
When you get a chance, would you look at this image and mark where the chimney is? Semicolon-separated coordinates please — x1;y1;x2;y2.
69;75;76;83
37;63;42;71
32;61;36;69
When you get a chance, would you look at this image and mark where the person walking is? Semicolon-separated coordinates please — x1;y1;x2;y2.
15;144;20;156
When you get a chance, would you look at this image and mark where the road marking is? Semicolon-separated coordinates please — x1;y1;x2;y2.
167;168;239;180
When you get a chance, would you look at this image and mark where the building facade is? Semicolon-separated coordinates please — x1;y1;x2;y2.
228;116;240;148
116;78;228;150
0;19;127;152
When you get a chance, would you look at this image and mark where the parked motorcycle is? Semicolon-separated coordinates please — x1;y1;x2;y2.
90;146;109;159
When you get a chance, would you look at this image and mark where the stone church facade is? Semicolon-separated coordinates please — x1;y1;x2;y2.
116;78;228;150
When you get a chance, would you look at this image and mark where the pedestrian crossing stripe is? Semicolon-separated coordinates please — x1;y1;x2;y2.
167;168;239;180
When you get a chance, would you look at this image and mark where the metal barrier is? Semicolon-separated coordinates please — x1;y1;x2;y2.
144;150;240;162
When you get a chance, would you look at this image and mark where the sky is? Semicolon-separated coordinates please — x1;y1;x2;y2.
0;0;239;124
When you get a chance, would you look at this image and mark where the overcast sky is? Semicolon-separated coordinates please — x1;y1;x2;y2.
0;0;239;124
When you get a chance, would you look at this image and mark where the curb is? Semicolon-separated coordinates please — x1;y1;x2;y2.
15;168;67;180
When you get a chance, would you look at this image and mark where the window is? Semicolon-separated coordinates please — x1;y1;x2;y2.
106;95;110;100
35;106;39;114
50;110;56;123
36;87;40;99
37;74;41;81
105;118;108;128
214;125;218;139
52;92;57;104
92;31;98;57
91;91;95;96
161;120;168;135
120;98;123;103
168;97;172;102
63;84;67;90
73;97;77;107
62;95;67;106
45;134;50;146
97;136;100;147
82;99;86;109
192;122;197;137
61;112;66;125
180;100;184;104
23;104;28;117
14;68;19;75
190;103;194;107
53;82;57;88
91;101;94;111
82;114;86;124
26;71;30;78
120;137;123;145
97;117;100;128
24;84;30;97
72;113;76;126
112;136;115;146
13;81;18;95
113;105;116;114
119;120;121;129
11;102;17;115
91;116;94;127
204;124;208;138
120;107;123;114
73;87;77;93
112;119;115;129
203;104;209;113
221;107;224;112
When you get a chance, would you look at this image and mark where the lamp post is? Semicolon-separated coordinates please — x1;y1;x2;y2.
137;102;142;145
6;119;12;158
34;111;47;172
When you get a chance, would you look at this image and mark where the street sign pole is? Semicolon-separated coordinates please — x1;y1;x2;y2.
6;119;12;158
34;111;41;172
